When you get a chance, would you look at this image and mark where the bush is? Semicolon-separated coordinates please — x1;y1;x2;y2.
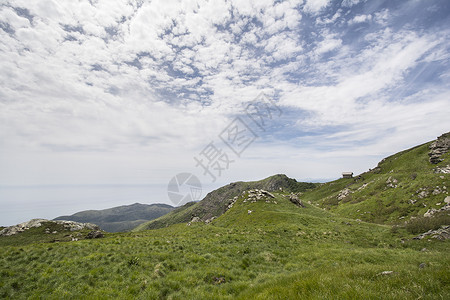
405;212;450;234
323;197;339;207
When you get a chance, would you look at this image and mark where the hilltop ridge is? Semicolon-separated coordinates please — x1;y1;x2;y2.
137;132;450;232
302;132;450;224
134;174;317;231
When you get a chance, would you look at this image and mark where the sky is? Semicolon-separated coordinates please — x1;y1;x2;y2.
1;0;449;225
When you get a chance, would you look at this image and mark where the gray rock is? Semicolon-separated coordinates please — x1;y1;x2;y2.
205;217;216;224
423;203;450;217
0;219;99;237
444;196;450;204
85;230;104;239
434;165;450;174
386;176;398;188
428;132;450;164
246;189;275;202
191;216;200;223
413;225;450;240
289;193;305;207
378;271;394;276
337;188;352;200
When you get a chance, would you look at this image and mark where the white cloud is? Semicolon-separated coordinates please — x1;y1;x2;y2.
314;37;342;56
303;0;331;14
349;14;372;25
341;0;365;7
0;0;449;223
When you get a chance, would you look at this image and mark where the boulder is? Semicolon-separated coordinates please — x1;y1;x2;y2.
423;203;450;217
85;230;104;239
205;217;216;224
434;165;450;174
245;189;275;203
444;196;450;204
289;193;305;207
337;188;352;200
413;225;450;240
428;132;450;164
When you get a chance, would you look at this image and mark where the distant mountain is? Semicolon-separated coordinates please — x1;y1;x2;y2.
54;203;174;232
134;174;317;231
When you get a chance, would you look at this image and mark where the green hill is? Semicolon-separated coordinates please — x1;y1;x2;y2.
1;184;448;299
301;133;450;226
0;134;449;299
54;203;174;232
134;174;317;231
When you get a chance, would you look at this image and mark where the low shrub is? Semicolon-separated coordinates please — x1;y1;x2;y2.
405;211;450;234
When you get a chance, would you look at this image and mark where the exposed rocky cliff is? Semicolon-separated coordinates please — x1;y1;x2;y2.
429;132;450;164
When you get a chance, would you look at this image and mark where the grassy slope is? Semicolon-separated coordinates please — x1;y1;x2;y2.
302;142;450;223
135;174;317;231
1;191;448;299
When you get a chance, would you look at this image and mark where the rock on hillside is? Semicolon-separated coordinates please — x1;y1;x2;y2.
429;132;450;164
0;219;99;236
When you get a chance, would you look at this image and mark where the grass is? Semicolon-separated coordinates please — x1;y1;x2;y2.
302;142;450;224
1;192;449;299
1;139;449;298
405;211;450;234
0;221;95;247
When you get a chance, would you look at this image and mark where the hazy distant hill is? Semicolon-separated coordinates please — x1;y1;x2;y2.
54;203;173;232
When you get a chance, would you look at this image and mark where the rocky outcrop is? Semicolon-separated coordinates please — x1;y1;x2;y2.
85;230;104;239
288;193;305;207
243;189;275;203
423;203;450;217
337;188;352;200
413;225;450;240
434;165;450;174
226;196;238;210
0;219;99;237
429;132;450;164
386;177;398;188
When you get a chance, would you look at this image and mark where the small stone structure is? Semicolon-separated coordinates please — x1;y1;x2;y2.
342;172;353;179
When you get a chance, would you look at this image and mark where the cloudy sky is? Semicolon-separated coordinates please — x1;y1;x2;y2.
1;0;449;224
